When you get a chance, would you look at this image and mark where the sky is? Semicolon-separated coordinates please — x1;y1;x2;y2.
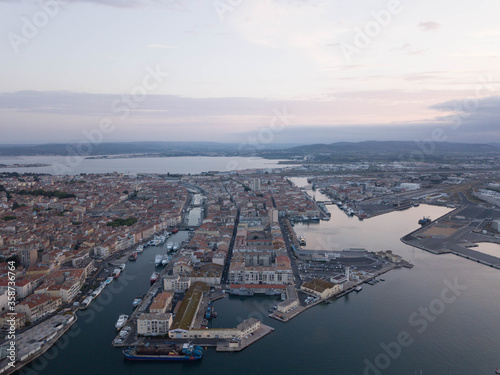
0;0;499;145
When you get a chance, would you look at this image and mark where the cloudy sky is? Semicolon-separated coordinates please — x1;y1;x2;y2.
1;0;499;145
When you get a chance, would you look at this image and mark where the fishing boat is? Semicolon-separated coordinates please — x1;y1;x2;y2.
123;343;203;361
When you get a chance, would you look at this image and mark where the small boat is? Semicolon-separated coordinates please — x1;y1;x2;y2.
112;268;121;278
154;255;163;266
123;344;203;361
128;252;137;261
119;263;126;271
136;245;144;253
418;216;431;226
105;277;113;285
166;242;173;251
150;272;160;284
173;243;180;251
355;286;362;292
172;228;179;234
132;298;142;308
496;369;500;375
115;314;129;330
161;255;170;266
79;296;93;309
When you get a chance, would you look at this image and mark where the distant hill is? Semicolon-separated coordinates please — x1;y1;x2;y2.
286;141;500;155
0;141;295;157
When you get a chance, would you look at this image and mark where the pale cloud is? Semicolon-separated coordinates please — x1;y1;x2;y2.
417;21;441;32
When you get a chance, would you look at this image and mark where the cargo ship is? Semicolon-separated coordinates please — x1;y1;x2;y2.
123;343;203;361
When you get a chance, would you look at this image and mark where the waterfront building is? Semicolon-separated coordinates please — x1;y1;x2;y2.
164;275;191;292
0;311;26;329
149;292;173;314
137;313;173;336
301;279;343;299
15;294;62;323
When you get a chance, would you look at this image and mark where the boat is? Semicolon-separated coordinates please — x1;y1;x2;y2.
91;286;104;299
355;286;362;292
123;343;203;361
150;272;160;284
495;368;500;375
115;314;129;330
119;263;126;271
105;277;113;285
418;216;432;226
299;236;306;246
136;245;144;253
172;228;179;234
154;255;163;266
229;287;254;296
161;255;170;266
112;268;121;278
132;298;142;308
128;252;137;261
79;296;93;309
166;242;173;251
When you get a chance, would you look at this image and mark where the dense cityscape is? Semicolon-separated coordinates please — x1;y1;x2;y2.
0;155;499;373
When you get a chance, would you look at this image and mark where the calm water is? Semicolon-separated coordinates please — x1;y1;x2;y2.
17;179;500;375
0;156;291;175
474;242;500;258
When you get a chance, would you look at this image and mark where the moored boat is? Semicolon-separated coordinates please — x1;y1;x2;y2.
150;272;160;284
112;268;121;278
128;252;138;261
132;298;142;308
123;344;203;361
154;255;162;266
115;314;129;330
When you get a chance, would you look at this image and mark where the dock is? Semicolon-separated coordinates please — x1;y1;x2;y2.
216;324;274;352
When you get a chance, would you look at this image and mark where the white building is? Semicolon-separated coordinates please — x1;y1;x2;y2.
137;313;173;336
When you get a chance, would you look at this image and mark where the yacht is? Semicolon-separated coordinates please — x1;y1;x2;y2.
154;255;163;266
115;314;129;330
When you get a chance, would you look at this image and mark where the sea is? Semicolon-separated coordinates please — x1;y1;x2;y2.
0;155;291;175
14;165;500;375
